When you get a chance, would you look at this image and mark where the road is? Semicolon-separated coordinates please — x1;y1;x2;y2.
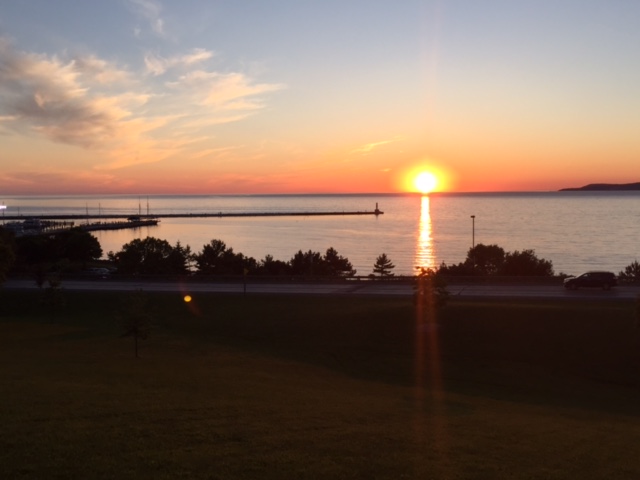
4;278;640;300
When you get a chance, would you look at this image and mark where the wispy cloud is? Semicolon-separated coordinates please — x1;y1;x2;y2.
144;48;214;76
0;38;140;148
350;139;397;155
170;70;285;111
127;0;165;36
189;146;240;160
71;55;131;84
0;38;284;170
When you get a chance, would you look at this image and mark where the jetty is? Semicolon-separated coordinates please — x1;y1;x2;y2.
1;204;383;235
2;206;383;222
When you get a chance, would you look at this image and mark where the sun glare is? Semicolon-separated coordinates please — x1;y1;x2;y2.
414;172;438;194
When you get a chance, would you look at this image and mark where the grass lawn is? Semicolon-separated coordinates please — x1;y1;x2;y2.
1;290;640;479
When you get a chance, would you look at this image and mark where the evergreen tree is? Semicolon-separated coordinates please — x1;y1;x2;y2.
289;250;323;275
323;247;356;277
194;239;257;275
373;253;395;277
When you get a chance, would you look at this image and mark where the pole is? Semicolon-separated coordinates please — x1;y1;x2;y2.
471;215;475;248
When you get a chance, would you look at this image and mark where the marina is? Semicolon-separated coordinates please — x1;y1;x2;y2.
3;217;160;237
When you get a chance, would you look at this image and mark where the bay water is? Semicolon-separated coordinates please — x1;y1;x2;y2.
2;192;639;276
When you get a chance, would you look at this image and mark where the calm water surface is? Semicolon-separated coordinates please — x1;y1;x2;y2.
3;192;640;276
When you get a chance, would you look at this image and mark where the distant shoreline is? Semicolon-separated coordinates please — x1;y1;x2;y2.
559;182;640;191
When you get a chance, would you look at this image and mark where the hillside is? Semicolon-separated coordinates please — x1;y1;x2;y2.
560;182;640;191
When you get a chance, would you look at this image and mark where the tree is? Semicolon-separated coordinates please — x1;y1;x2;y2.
194;239;257;275
0;227;15;285
373;253;395;277
166;241;193;274
437;244;554;277
466;244;505;275
503;249;554;276
258;254;291;276
109;237;191;275
15;235;53;267
40;276;66;321
194;239;228;274
323;247;356;277
118;290;153;358
436;260;472;276
619;260;640;283
414;267;449;322
55;228;103;266
289;250;323;275
14;228;103;275
288;248;355;277
436;244;505;276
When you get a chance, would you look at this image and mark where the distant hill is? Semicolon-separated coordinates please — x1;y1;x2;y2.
560;182;640;191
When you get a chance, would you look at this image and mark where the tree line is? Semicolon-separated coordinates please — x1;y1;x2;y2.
108;237;358;277
2;226;640;282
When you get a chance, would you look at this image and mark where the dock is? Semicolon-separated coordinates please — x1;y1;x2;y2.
2;217;160;237
78;219;159;232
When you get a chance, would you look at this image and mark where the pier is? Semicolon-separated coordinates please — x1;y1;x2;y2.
2;209;383;222
78;218;159;232
2;206;382;235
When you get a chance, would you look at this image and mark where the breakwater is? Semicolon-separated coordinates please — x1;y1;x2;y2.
2;209;383;221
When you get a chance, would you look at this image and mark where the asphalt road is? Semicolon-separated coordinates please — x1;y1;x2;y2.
4;278;640;300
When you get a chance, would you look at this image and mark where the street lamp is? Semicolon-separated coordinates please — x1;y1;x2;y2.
470;215;475;248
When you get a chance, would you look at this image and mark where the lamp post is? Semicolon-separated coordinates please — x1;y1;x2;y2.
470;215;475;248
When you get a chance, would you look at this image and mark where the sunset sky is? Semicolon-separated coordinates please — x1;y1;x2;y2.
1;1;639;194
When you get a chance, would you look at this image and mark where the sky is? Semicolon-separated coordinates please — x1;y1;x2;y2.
1;0;639;194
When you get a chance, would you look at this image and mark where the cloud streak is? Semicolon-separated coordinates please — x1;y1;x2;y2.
170;70;285;111
144;48;214;76
350;139;397;155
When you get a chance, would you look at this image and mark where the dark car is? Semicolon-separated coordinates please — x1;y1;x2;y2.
85;267;111;279
563;271;618;290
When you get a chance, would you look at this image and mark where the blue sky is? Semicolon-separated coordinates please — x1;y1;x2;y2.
1;1;639;194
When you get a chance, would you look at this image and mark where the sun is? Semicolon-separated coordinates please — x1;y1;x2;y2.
414;171;438;194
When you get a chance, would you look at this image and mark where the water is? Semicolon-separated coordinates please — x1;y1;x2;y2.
2;192;640;276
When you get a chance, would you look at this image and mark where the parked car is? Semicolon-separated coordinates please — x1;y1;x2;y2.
86;267;111;279
563;271;618;290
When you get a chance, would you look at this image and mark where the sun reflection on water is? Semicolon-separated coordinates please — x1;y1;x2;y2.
415;195;436;271
413;195;451;477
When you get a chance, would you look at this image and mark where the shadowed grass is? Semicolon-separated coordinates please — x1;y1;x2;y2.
1;290;640;479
